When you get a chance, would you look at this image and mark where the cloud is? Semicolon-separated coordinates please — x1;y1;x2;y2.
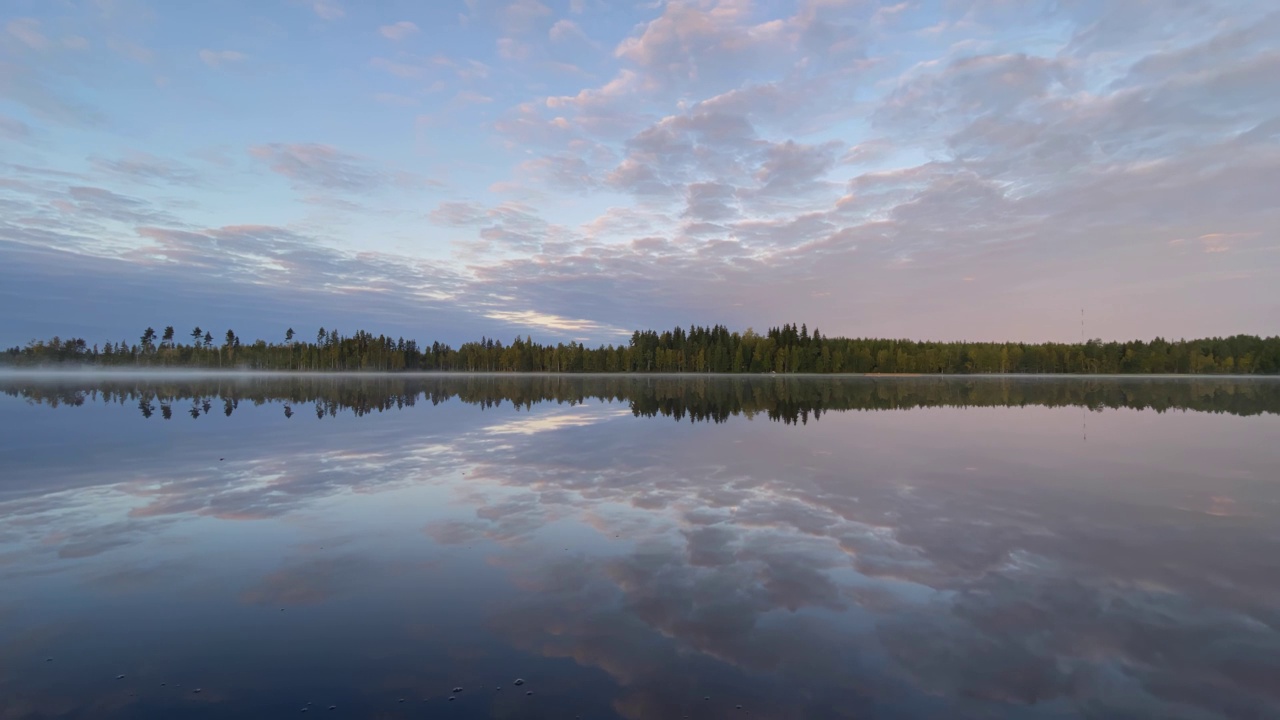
5;18;47;49
0;60;104;127
199;49;247;68
1062;0;1249;58
453;90;494;105
312;1;344;20
368;56;425;79
428;201;487;226
453;58;490;81
581;206;666;242
543;69;645;137
248;143;419;194
89;151;201;186
876;53;1071;136
108;38;152;63
502;0;551;33
840;138;893;166
601;106;760;198
0;114;32;141
482;310;628;336
682;181;738;222
460;0;552;33
515;151;604;191
493;102;577;147
428;199;572;255
549;18;588;44
379;20;419;41
496;37;531;61
372;54;489;83
613;0;788;92
3;0;1280;346
430;200;541;228
752;139;843;198
373;92;419;107
605;157;671;197
49;185;187;228
1196;232;1257;254
480;1;1280;340
0;207;550;340
127;225;467;295
0;220;510;344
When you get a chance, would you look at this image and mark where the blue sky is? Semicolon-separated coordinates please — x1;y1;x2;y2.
2;0;1277;347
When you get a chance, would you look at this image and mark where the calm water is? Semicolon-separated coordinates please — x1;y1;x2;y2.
1;374;1278;719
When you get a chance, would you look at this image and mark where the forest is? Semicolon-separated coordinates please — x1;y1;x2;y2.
4;323;1279;375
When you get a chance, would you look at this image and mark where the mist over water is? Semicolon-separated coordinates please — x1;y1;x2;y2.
2;376;1278;719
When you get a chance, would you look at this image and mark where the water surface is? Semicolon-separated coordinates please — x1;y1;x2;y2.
2;375;1278;719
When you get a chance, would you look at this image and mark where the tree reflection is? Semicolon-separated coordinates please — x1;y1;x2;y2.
3;375;1279;422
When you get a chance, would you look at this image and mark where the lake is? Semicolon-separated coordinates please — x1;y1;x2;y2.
1;374;1278;719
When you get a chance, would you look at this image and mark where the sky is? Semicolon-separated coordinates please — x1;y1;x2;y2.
1;0;1277;348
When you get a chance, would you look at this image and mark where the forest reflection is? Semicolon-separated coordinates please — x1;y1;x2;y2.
4;374;1278;422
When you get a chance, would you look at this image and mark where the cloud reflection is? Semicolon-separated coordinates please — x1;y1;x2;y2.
1;376;1278;717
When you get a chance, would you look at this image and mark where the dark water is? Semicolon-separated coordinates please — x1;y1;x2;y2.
1;374;1278;719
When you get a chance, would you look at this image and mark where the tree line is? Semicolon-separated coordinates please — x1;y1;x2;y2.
5;374;1279;422
4;323;1279;374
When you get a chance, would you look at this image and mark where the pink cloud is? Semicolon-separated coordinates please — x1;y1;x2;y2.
497;37;531;60
199;49;246;68
379;20;419;41
549;19;586;43
1198;233;1258;254
6;18;47;49
312;1;344;20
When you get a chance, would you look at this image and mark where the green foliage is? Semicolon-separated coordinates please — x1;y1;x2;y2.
3;323;1279;374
